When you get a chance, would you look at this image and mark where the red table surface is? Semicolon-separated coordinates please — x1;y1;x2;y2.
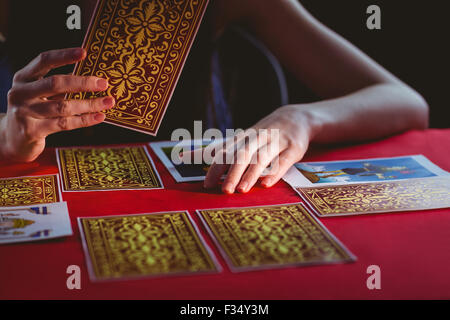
0;129;449;300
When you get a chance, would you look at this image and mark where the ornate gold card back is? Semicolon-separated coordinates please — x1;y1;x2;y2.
296;177;450;216
198;203;355;271
79;212;219;280
57;146;163;191
0;175;61;207
69;0;209;135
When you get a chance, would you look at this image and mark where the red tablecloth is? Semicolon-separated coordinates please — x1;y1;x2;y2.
1;129;449;299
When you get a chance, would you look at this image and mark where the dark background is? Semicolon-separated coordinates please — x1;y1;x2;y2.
297;0;449;128
3;0;449;128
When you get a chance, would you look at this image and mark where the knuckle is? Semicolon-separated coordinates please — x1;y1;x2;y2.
288;140;305;153
12;71;24;83
13;106;28;120
89;99;98;113
38;52;50;67
48;75;63;91
278;152;291;164
7;88;18;103
80;114;89;127
57;117;68;131
56;100;68;116
21;118;35;141
280;152;297;168
83;76;92;89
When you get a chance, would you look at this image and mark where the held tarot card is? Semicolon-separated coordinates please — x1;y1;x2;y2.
67;0;209;135
0;175;62;207
0;202;72;244
57;145;163;191
78;211;220;281
197;203;355;272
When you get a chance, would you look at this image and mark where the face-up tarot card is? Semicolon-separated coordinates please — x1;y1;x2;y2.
0;202;72;244
283;155;449;188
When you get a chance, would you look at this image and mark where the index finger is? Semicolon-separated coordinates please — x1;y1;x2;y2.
14;48;86;82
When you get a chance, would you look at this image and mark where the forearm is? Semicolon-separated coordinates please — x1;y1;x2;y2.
299;83;429;144
0;0;8;40
0;113;9;160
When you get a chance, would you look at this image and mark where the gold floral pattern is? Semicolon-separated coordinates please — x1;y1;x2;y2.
126;1;166;46
68;0;209;135
105;54;144;101
198;204;354;271
0;175;60;207
80;212;218;280
297;177;450;216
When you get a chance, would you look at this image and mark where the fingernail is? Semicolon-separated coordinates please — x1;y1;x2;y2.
94;113;105;122
222;185;234;194
262;178;273;188
238;182;248;193
97;79;108;90
103;97;114;107
73;48;85;59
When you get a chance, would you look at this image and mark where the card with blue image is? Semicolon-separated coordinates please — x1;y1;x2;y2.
0;202;72;244
283;155;449;188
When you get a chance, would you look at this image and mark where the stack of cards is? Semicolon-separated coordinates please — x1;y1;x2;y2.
283;155;450;217
0;175;72;244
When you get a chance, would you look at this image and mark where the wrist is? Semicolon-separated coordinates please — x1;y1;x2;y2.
291;104;325;141
0;113;12;160
0;113;7;159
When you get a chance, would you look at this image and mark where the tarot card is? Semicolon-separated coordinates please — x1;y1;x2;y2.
0;175;62;207
0;202;72;244
78;211;220;281
283;155;449;188
67;0;209;135
296;177;450;217
150;140;215;182
57;146;163;191
197;203;355;272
